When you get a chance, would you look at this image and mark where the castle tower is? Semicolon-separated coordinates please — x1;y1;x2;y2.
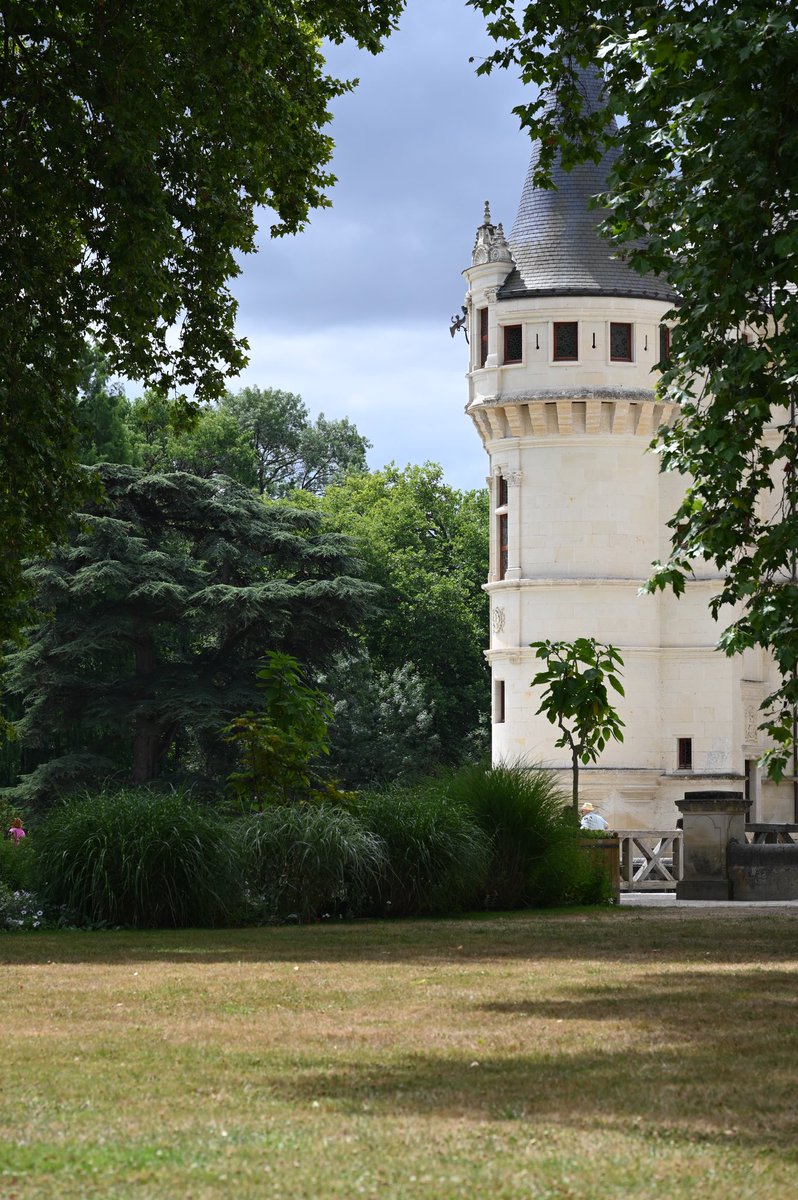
463;68;788;826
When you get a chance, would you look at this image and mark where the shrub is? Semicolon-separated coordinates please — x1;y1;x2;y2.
321;654;440;789
532;836;615;907
35;788;241;928
239;803;386;921
0;834;35;892
225;651;345;809
351;783;491;917
447;762;589;909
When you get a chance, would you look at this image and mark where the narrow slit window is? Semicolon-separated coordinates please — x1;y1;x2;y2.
478;308;489;368
610;322;633;362
498;513;509;580
659;324;671;364
503;324;522;364
677;738;693;771
496;474;509;580
494;680;506;724
553;321;578;361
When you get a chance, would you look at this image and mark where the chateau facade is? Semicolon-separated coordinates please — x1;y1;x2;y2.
462;72;791;828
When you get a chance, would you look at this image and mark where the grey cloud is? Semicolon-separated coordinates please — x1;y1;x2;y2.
231;0;533;331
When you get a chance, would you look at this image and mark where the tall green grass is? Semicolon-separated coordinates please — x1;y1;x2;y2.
35;788;241;928
351;784;491;916
446;762;608;908
239;803;386;921
25;766;608;931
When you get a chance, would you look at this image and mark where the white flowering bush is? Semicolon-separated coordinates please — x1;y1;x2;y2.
0;883;45;930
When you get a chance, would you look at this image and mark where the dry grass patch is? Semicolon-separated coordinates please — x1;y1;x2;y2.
0;908;797;1198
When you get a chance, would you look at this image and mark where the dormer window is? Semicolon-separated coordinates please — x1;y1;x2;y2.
553;322;578;361
503;325;522;364
610;322;633;362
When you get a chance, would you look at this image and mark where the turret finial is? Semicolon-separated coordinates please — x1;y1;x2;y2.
472;204;512;267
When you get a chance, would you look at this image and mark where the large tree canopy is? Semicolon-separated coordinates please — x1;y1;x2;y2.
126;384;371;495
300;464;491;759
74;344;139;467
0;0;403;644
471;0;798;777
3;464;375;803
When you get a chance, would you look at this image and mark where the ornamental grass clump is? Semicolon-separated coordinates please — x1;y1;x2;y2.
239;803;386;921
35;788;241;928
351;783;491;917
447;762;594;909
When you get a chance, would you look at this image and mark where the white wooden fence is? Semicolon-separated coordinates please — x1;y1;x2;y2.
619;830;683;892
618;824;798;891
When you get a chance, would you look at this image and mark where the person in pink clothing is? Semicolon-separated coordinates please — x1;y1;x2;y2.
7;817;25;843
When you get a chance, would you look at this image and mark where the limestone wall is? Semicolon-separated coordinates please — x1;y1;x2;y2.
463;264;793;827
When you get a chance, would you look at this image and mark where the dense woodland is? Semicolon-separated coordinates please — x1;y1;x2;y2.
1;351;490;806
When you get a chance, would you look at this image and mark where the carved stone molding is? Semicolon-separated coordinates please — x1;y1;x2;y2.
744;706;759;744
493;466;522;486
479;387;660;405
491;606;506;634
468;396;678;440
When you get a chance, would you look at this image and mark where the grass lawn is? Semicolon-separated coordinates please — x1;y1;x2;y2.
0;907;796;1199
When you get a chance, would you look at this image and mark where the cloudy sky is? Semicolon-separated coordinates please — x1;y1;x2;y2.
229;0;535;492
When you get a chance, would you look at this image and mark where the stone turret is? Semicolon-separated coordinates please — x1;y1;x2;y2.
502;67;676;303
461;65;787;827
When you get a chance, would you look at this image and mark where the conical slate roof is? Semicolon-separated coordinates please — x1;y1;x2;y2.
499;66;677;303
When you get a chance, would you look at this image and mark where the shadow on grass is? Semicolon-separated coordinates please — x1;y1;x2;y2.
0;907;796;966
257;1042;798;1157
244;967;798;1156
480;966;798;1023
2;919;797;1164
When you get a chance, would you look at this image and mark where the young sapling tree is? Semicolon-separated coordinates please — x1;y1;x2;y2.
530;638;625;816
224;651;346;809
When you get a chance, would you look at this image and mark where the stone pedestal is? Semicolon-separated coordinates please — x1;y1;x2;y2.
676;791;748;901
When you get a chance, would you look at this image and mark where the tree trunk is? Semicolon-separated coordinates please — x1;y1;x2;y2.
572;746;580;816
132;719;163;784
132;633;162;784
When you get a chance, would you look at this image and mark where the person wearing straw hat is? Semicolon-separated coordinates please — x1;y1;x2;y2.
579;802;608;831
